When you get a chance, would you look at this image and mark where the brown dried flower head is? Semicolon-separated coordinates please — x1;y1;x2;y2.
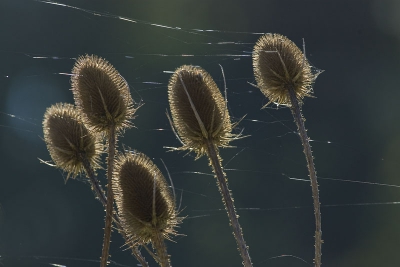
253;33;316;106
113;151;179;244
42;103;102;180
168;65;235;156
71;54;136;133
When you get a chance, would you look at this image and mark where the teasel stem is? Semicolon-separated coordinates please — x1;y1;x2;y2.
101;124;117;267
288;87;321;267
79;154;107;206
152;232;170;267
205;139;252;267
150;172;170;267
79;152;150;267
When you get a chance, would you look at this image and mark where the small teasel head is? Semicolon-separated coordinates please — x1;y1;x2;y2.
253;33;317;106
168;65;235;156
113;151;179;244
42;103;102;180
71;54;136;133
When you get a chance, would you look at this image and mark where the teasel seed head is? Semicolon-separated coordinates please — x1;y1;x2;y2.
168;65;235;157
71;54;136;133
253;33;316;106
113;151;179;245
42;103;102;181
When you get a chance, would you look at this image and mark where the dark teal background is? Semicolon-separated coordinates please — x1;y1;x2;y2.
1;0;400;266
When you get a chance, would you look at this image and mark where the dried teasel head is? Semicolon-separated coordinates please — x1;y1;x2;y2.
168;65;235;157
253;33;317;107
42;103;102;181
113;151;179;244
71;54;136;133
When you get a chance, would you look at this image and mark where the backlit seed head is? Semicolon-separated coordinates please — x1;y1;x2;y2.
43;103;102;180
113;151;179;244
71;54;136;133
168;65;234;157
253;33;316;106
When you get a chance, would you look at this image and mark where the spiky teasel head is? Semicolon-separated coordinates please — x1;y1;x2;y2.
253;33;316;106
71;54;136;133
113;151;180;245
168;65;236;157
42;103;102;181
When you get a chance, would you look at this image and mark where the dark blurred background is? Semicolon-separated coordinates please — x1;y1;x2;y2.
0;0;399;266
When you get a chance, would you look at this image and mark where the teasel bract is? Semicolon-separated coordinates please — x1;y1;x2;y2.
253;33;322;267
71;54;138;267
168;65;252;267
113;151;179;267
42;102;102;181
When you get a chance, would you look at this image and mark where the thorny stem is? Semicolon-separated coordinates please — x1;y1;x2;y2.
80;154;150;267
101;124;116;267
152;232;171;267
205;139;253;267
288;87;322;267
80;155;107;207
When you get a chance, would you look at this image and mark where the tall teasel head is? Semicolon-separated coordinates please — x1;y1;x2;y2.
112;151;179;244
42;103;102;180
168;65;235;157
252;33;317;106
71;54;136;133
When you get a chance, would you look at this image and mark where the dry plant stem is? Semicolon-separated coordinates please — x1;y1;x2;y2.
152;232;171;267
288;87;322;267
80;154;150;267
101;124;116;267
205;139;252;267
79;154;107;206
